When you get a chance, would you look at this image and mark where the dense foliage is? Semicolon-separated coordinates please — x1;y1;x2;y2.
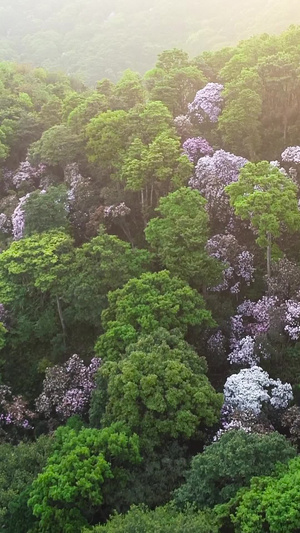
1;22;300;532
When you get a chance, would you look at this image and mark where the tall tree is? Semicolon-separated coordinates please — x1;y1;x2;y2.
226;161;300;277
145;187;222;288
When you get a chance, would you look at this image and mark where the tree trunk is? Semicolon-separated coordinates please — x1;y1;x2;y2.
150;182;154;208
141;189;144;210
283;114;288;144
56;295;67;350
266;233;272;279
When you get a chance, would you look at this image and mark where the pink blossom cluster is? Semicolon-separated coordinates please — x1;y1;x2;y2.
36;354;101;420
188;83;224;123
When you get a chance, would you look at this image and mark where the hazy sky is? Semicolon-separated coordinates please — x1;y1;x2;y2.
0;0;299;83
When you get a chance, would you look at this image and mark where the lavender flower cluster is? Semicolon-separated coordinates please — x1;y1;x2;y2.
12;193;31;240
228;336;258;366
206;233;255;294
228;297;278;365
182;137;213;163
0;385;34;430
281;146;300;165
174;114;192;136
12;159;46;189
189;150;248;222
207;330;227;357
0;213;10;234
36;354;101;420
188;82;224;123
104;202;131;218
64;163;85;204
284;299;300;340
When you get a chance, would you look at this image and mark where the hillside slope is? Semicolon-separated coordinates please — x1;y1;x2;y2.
0;0;300;83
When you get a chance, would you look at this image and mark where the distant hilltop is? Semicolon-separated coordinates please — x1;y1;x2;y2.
0;0;300;84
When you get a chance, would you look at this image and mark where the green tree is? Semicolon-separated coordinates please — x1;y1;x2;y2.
145;49;207;116
91;328;222;449
174;430;296;510
225;161;300;277
86;109;129;172
218;69;262;159
133;101;174;144
0;230;74;391
233;455;300;533
39;95;63;129
145;187;223;288
120;133;192;222
67;93;108;134
112;69;146;110
28;422;140;533
62;227;150;329
101;270;215;340
258;51;300;151
0;435;52;533
85;504;218;533
29;124;82;168
24;185;69;236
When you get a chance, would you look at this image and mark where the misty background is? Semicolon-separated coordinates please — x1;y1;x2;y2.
0;0;299;84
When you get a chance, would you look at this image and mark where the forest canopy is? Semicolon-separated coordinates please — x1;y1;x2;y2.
1;20;300;533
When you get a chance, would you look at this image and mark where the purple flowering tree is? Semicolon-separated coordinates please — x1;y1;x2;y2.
228;336;259;366
189;150;248;224
104;202;133;244
188;82;224;123
12;159;46;190
284;299;300;341
12;193;31;240
174;114;193;138
64;163;85;204
104;203;131;218
207;330;227;358
183;137;213;164
36;354;101;421
281;146;300;182
223;366;293;416
228;297;279;366
0;385;35;434
206;233;255;294
281;146;300;165
214;367;293;440
267;258;300;301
